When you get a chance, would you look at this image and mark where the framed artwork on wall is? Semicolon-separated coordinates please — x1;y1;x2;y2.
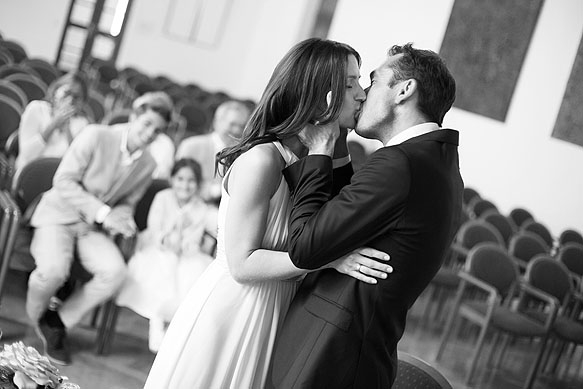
552;34;583;148
163;0;233;48
439;0;544;121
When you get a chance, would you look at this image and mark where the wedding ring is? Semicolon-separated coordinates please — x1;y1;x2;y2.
357;264;362;273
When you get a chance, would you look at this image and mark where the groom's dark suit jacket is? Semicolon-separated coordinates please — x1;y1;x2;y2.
269;129;463;388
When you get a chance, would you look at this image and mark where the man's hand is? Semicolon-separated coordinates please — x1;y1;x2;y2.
298;120;340;158
102;207;137;238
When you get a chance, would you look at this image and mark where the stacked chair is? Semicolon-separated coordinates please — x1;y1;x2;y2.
509;207;535;229
523;256;583;383
559;229;583;247
422;219;504;324
521;220;555;252
393;352;453;389
0;190;21;306
424;187;583;387
508;231;549;273
480;209;517;248
435;243;558;388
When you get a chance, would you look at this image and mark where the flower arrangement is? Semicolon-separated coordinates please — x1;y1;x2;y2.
0;342;78;388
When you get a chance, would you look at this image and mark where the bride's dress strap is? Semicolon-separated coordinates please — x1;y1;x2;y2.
273;141;299;167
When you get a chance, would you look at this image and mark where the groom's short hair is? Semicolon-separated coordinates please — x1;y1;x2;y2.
387;43;456;126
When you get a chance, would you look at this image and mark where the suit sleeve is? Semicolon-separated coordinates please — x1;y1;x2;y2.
52;126;107;224
284;148;410;269
115;167;153;213
332;162;353;196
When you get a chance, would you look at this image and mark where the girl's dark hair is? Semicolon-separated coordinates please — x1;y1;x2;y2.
172;158;203;187
46;71;89;103
216;38;360;172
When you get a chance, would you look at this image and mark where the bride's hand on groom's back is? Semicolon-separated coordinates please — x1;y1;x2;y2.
327;247;393;284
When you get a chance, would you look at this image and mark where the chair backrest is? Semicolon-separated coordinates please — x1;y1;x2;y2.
4;73;47;103
469;198;497;218
21;58;60;87
94;59;119;83
133;179;170;231
559;229;583;246
4;131;18;158
508;231;549;265
525;254;571;304
393;352;453;389
481;210;516;247
456;219;505;250
13;157;61;212
466;243;519;297
0;94;22;145
509;207;534;228
521;220;554;249
0;79;27;110
0;48;14;67
557;243;583;277
0;40;28;63
462;187;480;207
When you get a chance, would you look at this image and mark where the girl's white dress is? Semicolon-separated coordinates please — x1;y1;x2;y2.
116;189;217;321
144;141;301;389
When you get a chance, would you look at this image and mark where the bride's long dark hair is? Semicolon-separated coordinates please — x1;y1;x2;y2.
216;38;360;173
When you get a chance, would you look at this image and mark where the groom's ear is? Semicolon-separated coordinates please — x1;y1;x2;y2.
395;79;417;104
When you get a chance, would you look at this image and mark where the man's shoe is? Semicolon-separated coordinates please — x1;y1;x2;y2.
35;319;71;365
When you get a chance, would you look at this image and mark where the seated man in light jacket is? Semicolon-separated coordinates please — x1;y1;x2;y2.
27;92;174;365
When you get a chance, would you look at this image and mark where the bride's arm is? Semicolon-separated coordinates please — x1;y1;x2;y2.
225;145;391;284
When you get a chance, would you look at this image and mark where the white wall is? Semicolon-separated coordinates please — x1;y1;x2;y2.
331;0;583;236
0;0;69;61
2;0;582;235
118;0;316;100
0;0;315;101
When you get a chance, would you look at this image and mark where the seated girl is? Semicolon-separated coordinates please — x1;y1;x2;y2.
116;158;218;352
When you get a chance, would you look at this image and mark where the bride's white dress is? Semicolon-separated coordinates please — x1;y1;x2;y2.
144;141;301;389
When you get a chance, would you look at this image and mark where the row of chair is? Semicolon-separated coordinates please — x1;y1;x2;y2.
436;241;583;388
425;187;583;387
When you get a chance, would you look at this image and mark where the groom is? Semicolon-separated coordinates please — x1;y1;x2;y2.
269;43;463;388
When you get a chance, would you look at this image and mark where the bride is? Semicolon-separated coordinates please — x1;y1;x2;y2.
143;38;392;389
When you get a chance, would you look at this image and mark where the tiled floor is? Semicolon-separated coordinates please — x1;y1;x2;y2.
1;271;582;389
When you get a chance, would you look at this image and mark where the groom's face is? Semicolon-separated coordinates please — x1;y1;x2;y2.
355;54;403;141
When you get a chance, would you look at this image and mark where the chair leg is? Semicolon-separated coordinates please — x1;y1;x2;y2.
485;332;501;367
541;338;556;374
90;305;101;328
435;285;464;361
435;288;451;325
494;334;510;369
562;342;577;378
465;323;490;384
95;299;119;355
550;340;567;375
419;285;435;327
524;335;550;389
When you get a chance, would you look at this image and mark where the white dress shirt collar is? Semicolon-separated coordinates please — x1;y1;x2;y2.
120;128;143;166
385;122;440;147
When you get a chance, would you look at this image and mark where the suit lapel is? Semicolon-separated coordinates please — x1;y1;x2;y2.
102;153;151;205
